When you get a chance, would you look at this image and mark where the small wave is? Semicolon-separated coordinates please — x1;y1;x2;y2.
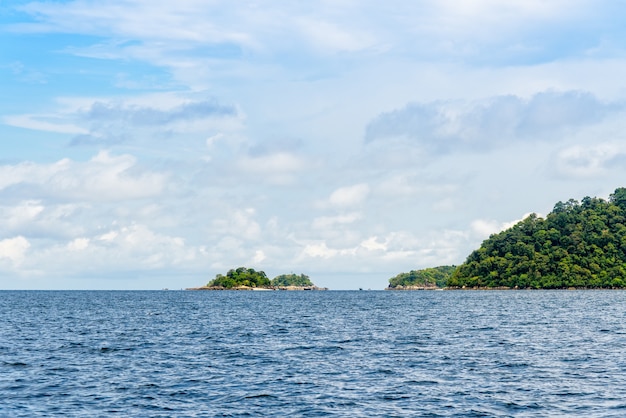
2;361;29;367
244;393;279;399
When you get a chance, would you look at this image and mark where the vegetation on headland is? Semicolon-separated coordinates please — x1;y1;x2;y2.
387;266;456;289
387;188;626;290
208;267;271;289
191;267;325;290
447;187;626;289
271;273;314;287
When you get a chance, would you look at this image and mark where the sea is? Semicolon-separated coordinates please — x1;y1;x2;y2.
1;290;626;417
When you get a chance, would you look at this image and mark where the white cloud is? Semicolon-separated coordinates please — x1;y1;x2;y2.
253;250;266;263
206;133;224;148
236;152;307;184
0;200;88;239
302;242;353;259
470;213;537;239
67;237;89;251
360;236;388;251
327;183;370;208
295;17;374;53
296;228;470;271
0;151;167;202
3;114;88;134
554;143;626;178
365;91;621;154
17;223;197;277
212;208;262;240
3;200;44;228
0;236;30;265
312;212;362;229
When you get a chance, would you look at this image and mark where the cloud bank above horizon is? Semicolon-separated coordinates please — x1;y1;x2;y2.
2;0;626;289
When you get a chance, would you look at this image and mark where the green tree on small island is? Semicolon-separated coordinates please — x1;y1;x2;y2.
207;267;271;289
387;265;456;289
271;273;314;287
202;267;323;290
448;187;626;289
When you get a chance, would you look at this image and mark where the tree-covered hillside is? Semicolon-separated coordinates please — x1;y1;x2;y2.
271;273;314;287
388;265;456;289
448;188;626;289
205;268;320;289
207;267;271;289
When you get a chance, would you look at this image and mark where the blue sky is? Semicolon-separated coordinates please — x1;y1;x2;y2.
2;0;626;289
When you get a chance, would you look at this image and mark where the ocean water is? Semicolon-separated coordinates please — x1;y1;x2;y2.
1;290;626;417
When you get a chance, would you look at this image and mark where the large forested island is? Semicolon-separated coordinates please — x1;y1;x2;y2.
449;187;626;289
188;267;327;290
388;188;626;290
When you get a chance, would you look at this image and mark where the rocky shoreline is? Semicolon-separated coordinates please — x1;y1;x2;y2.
387;286;626;290
385;285;440;290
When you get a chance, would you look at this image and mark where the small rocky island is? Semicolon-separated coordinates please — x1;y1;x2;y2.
188;267;328;290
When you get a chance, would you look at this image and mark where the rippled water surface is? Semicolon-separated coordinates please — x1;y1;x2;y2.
2;290;626;416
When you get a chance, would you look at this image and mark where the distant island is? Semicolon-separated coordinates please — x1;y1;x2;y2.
386;266;455;290
187;267;327;290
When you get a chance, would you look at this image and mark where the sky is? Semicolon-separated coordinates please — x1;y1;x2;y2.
2;0;626;290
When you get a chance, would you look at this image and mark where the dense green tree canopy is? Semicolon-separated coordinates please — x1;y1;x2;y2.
388;266;456;288
448;188;626;289
271;273;314;287
207;267;271;289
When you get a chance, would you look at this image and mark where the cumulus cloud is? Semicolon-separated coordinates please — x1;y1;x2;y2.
0;151;167;202
236;152;307;185
470;213;538;239
0;236;30;265
296;228;470;270
312;212;362;230
0;200;89;240
69;95;241;146
2;200;44;229
365;91;622;154
67;237;90;251
301;242;353;259
211;208;262;240
553;143;626;178
7;223;197;277
326;183;370;208
359;236;388;251
3;94;241;149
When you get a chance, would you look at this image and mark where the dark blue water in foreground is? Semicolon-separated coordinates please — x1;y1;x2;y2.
1;290;626;417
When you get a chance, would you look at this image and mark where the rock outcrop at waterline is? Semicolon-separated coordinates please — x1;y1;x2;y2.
386;284;439;290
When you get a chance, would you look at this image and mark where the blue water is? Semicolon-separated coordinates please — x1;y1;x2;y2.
1;290;626;417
